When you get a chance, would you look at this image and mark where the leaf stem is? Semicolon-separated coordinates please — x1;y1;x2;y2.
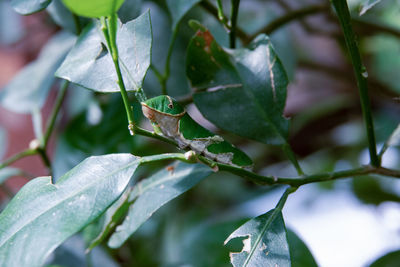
275;186;297;211
0;149;36;170
229;0;240;48
101;16;136;135
282;143;304;176
331;0;379;167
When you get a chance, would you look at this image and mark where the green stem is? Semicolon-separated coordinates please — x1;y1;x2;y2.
72;14;82;34
216;0;229;25
275;186;297;211
43;81;69;147
229;0;240;48
282;143;304;176
0;149;36;170
161;29;179;95
101;16;136;135
331;0;379;167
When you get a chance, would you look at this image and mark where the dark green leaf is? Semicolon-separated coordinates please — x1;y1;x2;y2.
352;175;400;205
287;229;318;267
387;124;400;147
224;209;290;267
47;0;87;34
56;11;151;93
118;0;142;23
166;0;200;31
0;154;140;266
108;161;212;248
0;32;76;114
369;250;400;267
187;28;289;145
0;167;21;185
11;0;52;15
61;0;124;18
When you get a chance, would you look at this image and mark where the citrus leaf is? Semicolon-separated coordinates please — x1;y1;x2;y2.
108;161;212;248
166;0;200;31
359;0;382;16
61;0;124;18
56;11;151;93
387;124;400;147
11;0;52;15
186;27;289;145
287;229;318;267
224;209;290;267
0;31;76;114
370;250;400;267
0;154;140;267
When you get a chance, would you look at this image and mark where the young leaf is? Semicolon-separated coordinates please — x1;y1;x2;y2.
166;0;200;32
0;154;140;267
56;11;151;93
187;27;289;145
108;161;212;248
224;209;290;267
287;229;318;267
11;0;52;15
0;32;76;114
61;0;124;18
359;0;382;16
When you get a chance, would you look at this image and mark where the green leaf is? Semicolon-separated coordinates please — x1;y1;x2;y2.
166;0;200;31
369;250;400;267
387;124;400;147
108;161;212;248
224;209;290;267
0;154;140;267
0;167;21;185
61;0;124;18
118;0;142;23
352;175;400;205
287;229;318;267
0;32;76;114
47;0;88;34
186;28;289;145
56;11;151;93
11;0;52;15
359;0;382;16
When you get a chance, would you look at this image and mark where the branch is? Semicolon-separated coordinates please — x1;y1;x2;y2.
331;0;379;167
229;0;240;48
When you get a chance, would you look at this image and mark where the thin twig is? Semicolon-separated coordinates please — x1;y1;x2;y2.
229;0;241;48
0;149;36;170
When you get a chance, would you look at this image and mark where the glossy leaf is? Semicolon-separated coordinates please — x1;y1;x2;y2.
61;0;124;18
369;250;400;267
224;209;290;267
166;0;200;31
11;0;52;15
359;0;382;16
56;11;151;93
187;27;289;145
0;154;140;267
0;167;21;185
287;229;318;267
108;161;212;248
0;32;76;114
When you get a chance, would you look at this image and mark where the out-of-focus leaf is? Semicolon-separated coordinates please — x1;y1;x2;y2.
118;0;142;23
359;0;382;15
0;32;76;114
0;1;24;44
11;0;52;15
287;228;318;267
387;124;400;147
369;250;400;267
108;161;212;248
352;176;400;205
0;167;21;185
224;209;290;267
61;0;124;18
0;154;140;267
187;26;289;145
47;0;87;34
166;0;200;31
56;11;151;93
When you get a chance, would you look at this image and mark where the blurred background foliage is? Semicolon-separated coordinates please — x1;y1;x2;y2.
0;0;400;266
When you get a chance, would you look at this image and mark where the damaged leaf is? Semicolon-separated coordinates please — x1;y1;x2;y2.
224;209;290;267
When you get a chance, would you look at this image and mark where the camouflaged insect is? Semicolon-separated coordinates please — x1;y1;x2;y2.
141;95;253;170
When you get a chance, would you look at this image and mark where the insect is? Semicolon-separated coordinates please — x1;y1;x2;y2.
141;95;253;170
